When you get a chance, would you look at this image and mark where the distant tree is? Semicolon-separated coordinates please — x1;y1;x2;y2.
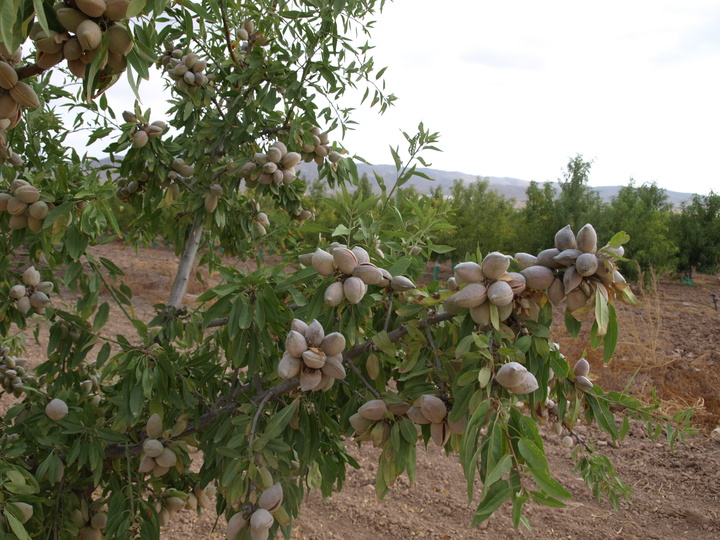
554;154;605;231
436;178;518;258
607;181;677;282
518;180;557;254
671;192;720;278
352;173;373;202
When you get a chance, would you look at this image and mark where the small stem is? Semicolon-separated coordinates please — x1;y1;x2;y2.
346;358;381;398
167;216;204;309
383;291;394;331
125;444;135;517
423;322;446;395
219;0;240;66
248;390;275;452
88;259;134;323
570;428;593;452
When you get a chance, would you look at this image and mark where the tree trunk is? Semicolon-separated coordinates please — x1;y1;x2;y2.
167;217;204;308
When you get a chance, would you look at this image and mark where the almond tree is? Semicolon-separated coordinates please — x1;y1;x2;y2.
0;2;694;539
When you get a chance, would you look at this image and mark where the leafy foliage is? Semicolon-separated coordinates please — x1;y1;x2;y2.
0;2;697;539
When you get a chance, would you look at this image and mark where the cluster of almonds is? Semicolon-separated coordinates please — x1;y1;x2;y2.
122;110;167;147
204;183;222;213
291;206;315;226
115;171;151;201
226;483;283;540
138;414;180;477
8;266;53;314
234;19;271;51
244;199;271;237
515;223;626;319
239;141;302;188
0;179;51;232
280;319;347;392
444;251;528;326
298;244;415;307
0;347;35;398
298;126;342;166
154;486;214;527
1;51;38;165
444;223;627;326
161;157;196;202
350;395;466;448
33;0;134;79
77;359;102;403
159;45;210;96
70;504;107;540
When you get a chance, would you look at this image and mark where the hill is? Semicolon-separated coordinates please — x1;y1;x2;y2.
296;162;695;206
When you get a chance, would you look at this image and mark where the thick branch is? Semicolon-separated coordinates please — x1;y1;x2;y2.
167;217;204;308
104;378;299;458
16;63;45;80
104;312;455;459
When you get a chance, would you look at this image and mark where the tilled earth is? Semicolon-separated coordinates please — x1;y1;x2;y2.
8;243;720;539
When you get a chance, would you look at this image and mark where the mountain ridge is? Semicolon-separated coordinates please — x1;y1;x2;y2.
296;162;695;207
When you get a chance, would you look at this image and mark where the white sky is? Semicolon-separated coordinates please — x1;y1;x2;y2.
340;0;720;195
78;0;720;195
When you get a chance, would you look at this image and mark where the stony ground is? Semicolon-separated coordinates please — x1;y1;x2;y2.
8;242;720;539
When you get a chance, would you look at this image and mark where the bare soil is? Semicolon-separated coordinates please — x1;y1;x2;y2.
9;244;720;539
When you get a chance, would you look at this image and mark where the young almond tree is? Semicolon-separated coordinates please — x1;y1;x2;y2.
0;1;694;539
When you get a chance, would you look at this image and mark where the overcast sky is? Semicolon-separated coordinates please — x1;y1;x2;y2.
91;0;720;195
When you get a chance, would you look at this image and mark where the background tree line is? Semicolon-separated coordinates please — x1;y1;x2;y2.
300;154;719;283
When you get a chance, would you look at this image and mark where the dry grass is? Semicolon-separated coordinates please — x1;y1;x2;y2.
554;270;720;430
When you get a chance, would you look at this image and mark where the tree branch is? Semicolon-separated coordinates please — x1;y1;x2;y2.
219;0;240;66
167;216;204;308
16;63;45;80
104;311;456;459
345;358;381;398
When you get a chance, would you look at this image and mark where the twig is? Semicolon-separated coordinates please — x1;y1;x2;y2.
219;0;240;66
248;390;275;451
570;428;593;452
423;321;446;394
53;477;64;540
88;259;135;323
346;358;381;398
344;310;455;362
383;291;394;331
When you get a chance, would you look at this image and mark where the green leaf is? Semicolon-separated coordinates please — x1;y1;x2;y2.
456;369;479;387
564;309;582;338
260;399;298;441
594;288;609;337
0;0;19;53
126;0;147;18
471;480;513;525
399;418;417;445
477;367;491;388
603;304;618;363
96;342;111;369
32;0;50;38
608;231;630;248
42;201;74;229
4;508;30;540
529;491;567;507
484;454;512;486
93;302;110;331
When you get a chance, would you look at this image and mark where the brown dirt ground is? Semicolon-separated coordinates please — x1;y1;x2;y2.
7;244;720;539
